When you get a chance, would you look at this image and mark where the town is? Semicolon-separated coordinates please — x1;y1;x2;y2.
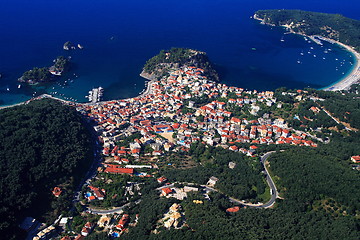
19;59;357;240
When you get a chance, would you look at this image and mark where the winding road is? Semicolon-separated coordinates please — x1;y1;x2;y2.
85;151;279;214
204;151;279;208
158;151;279;209
257;151;278;208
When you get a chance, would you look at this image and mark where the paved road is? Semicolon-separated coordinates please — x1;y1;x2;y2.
71;130;103;210
204;151;278;208
85;151;280;215
258;151;278;208
89;200;142;215
157;152;279;209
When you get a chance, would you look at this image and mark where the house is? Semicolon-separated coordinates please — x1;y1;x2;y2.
52;187;62;197
226;206;240;213
207;176;219;187
93;189;105;200
249;145;258;150
88;195;96;201
228;162;236;169
116;214;129;230
351;155;360;163
310;106;321;114
157;176;167;184
81;222;95;236
59;217;69;230
161;187;173;196
104;167;134;175
229;145;238;152
97;215;112;228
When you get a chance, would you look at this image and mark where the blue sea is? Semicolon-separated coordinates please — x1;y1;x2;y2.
0;0;359;106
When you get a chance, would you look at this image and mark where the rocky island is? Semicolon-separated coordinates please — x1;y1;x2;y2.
64;41;84;50
49;56;70;76
18;56;70;84
140;48;219;81
63;41;75;50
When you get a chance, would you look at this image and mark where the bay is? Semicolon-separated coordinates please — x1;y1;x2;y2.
0;0;359;106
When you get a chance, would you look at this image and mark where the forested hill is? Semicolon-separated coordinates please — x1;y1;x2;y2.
141;48;219;81
0;99;94;239
254;9;360;52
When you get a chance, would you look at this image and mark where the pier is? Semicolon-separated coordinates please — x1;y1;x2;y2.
87;87;104;103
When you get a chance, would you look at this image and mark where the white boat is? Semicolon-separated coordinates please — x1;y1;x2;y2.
18;84;21;89
6;87;10;91
87;87;104;103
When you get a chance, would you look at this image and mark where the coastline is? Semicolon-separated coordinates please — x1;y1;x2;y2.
253;14;360;91
1;39;359;111
0;94;73;110
0;72;157;110
318;37;360;91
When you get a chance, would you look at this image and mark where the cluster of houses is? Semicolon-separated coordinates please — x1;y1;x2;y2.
75;66;318;168
60;222;95;240
115;214;129;232
50;65;324;239
158;203;185;230
86;185;106;201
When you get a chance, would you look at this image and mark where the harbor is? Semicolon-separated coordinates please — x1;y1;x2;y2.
86;87;104;103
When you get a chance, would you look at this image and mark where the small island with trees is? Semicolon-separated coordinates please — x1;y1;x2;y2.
18;56;70;84
141;48;219;81
254;9;360;52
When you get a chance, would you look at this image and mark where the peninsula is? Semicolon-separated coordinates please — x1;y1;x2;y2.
141;48;219;82
254;9;360;91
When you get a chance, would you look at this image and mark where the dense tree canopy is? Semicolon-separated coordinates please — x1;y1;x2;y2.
122;137;360;240
143;48;219;81
0;99;94;239
255;9;360;52
163;143;266;201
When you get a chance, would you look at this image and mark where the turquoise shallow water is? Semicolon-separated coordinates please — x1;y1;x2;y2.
0;0;359;106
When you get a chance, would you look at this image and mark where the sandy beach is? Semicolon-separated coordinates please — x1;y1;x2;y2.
318;36;360;91
253;15;360;92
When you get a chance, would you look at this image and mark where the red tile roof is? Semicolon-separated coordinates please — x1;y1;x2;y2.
162;187;172;195
104;167;134;174
226;206;240;213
